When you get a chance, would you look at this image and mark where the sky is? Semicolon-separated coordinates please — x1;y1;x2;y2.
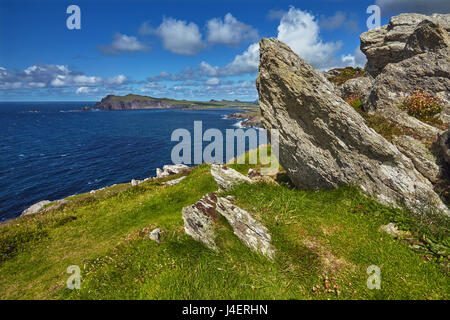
0;0;449;101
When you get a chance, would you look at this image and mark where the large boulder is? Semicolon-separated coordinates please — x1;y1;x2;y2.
360;13;450;77
341;76;374;100
403;20;450;59
364;47;450;115
391;135;440;183
256;38;448;216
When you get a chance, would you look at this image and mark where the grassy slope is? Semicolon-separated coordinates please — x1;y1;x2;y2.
0;158;448;300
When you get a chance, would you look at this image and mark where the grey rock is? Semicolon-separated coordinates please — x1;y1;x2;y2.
210;164;252;190
156;164;189;178
256;38;449;216
439;129;450;165
379;222;411;239
182;193;220;250
341;76;374;100
392;135;440;183
21;200;51;217
364;47;450;115
360;13;450;77
131;179;139;186
403;20;450;59
182;192;275;258
149;228;162;243
163;176;186;186
215;196;275;258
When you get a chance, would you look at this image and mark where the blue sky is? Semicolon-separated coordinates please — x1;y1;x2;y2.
0;0;449;101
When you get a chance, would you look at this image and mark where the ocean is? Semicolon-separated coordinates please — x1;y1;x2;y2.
0;101;260;222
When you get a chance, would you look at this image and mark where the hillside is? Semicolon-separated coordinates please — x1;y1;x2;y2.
93;94;258;111
0;147;448;300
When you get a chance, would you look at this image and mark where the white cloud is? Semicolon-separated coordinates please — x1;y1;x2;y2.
277;7;343;70
76;87;99;95
98;33;149;55
199;42;260;77
205;77;220;85
105;74;128;85
376;0;450;15
155;18;205;55
206;13;259;46
0;64;131;91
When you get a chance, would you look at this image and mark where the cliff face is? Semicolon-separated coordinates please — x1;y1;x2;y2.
94;94;186;110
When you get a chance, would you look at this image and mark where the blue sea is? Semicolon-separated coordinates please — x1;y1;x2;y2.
0;101;260;222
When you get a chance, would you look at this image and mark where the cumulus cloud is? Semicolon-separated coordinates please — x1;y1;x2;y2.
277;8;344;70
76;87;99;95
105;74;128;85
154;18;205;55
97;33;149;55
375;0;450;15
0;64;130;91
206;13;259;46
199;42;260;77
205;77;220;86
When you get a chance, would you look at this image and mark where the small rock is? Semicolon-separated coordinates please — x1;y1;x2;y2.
210;164;252;190
21;200;51;217
163;176;186;186
131;179;138;186
156;164;189;178
149;228;162;243
379;223;411;239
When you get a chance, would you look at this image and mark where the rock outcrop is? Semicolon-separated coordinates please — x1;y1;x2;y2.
360;13;450;77
182;192;275;258
256;38;449;216
21;200;51;216
403;20;450;59
156;164;190;178
210;164;252;190
215;196;275;259
364;47;450;113
392;135;440;183
439;130;450;165
182;193;220;250
341;76;374;100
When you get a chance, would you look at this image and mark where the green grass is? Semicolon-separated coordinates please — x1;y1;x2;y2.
0;159;448;300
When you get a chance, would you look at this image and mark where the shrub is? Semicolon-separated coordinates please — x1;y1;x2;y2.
399;90;443;126
344;94;362;111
